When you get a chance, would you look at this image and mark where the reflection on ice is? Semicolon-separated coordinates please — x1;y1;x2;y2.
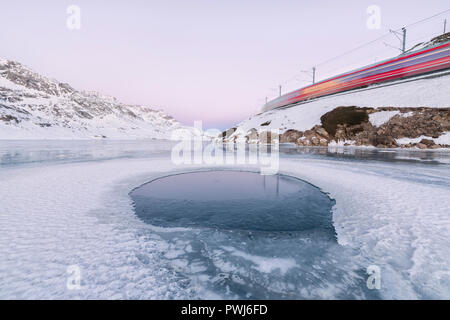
1;140;449;167
280;144;450;164
0;140;174;166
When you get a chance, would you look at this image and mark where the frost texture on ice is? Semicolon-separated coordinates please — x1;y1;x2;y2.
280;157;450;299
221;246;298;275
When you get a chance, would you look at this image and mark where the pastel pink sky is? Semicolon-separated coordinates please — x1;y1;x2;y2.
1;0;449;128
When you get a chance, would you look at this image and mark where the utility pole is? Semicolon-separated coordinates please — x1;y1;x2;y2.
300;68;316;84
265;96;268;104
279;85;282;97
312;67;316;84
387;27;407;54
444;19;447;34
402;27;406;54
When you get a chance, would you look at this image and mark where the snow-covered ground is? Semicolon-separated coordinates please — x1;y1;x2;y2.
233;73;450;136
0;141;449;299
396;132;450;146
369;111;400;127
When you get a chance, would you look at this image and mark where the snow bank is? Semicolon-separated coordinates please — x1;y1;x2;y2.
369;111;400;127
396;132;450;146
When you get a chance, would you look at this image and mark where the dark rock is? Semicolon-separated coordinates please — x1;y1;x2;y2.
320;106;370;136
315;126;330;138
259;130;279;144
0;115;19;123
280;129;303;143
221;127;236;139
245;128;258;142
370;135;396;147
319;138;328;146
416;143;427;149
419;138;435;146
310;136;319;146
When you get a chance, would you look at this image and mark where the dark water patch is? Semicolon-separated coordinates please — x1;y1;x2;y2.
131;171;336;236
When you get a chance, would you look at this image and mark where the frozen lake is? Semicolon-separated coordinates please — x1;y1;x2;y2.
0;140;449;299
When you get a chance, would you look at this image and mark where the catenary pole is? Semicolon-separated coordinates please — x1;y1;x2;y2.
402;27;406;53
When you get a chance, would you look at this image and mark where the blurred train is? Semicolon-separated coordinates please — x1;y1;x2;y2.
262;39;450;112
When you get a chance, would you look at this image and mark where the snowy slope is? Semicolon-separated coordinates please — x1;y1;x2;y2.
0;59;180;139
233;72;450;136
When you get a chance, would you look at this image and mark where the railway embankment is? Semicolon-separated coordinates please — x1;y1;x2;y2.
222;106;450;149
221;71;450;149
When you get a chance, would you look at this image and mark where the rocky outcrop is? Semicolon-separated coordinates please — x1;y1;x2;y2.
374;108;448;138
320;106;370;136
0;60;74;96
296;125;330;146
340;107;449;148
220;106;450;149
259;130;279;144
245;128;259;143
293;106;449;149
280;129;303;143
221;127;237;140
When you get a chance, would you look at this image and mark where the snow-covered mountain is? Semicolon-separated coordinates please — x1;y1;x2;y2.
0;58;180;139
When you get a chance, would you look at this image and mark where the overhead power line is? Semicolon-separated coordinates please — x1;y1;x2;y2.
401;8;450;29
261;8;450;106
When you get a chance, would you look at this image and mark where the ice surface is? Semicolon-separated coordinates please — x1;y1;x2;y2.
0;141;449;299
